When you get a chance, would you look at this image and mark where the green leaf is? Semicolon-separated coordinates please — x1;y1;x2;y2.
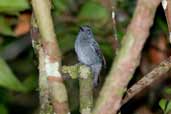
164;88;171;94
78;1;109;26
0;0;29;14
0;16;14;36
52;0;67;12
159;99;167;111
0;57;26;92
23;75;37;91
0;104;8;114
166;101;171;114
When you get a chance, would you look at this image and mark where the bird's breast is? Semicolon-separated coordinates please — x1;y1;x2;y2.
75;39;101;65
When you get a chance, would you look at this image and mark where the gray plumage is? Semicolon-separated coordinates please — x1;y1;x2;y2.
75;25;105;87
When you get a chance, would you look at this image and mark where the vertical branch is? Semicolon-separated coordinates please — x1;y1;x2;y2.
31;0;70;114
62;65;93;114
38;48;54;114
92;0;161;114
162;0;171;43
79;65;93;114
31;16;53;114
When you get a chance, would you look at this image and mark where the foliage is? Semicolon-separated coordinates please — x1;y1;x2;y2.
0;57;26;92
78;1;109;27
0;0;29;36
0;0;29;14
0;104;8;114
159;88;171;114
0;16;14;36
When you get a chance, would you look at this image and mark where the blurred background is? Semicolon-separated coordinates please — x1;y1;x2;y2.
0;0;171;114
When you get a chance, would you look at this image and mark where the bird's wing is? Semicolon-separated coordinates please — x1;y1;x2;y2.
90;39;106;68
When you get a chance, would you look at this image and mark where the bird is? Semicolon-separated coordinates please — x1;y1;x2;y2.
74;25;105;87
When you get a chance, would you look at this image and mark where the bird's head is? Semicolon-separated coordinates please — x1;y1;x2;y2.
79;25;93;39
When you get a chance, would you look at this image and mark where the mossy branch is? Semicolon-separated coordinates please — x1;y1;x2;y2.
62;64;79;79
79;65;93;114
62;65;93;114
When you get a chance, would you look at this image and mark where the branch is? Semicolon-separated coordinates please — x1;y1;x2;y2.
31;0;70;114
162;0;171;43
31;16;53;114
38;49;54;114
62;65;79;79
62;65;93;114
79;65;93;114
122;56;171;106
92;0;161;114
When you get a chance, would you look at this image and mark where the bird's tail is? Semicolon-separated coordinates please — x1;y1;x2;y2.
90;63;102;87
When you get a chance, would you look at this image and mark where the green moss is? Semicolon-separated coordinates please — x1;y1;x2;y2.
62;65;79;79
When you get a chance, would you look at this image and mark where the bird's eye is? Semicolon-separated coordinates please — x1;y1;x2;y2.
87;30;91;35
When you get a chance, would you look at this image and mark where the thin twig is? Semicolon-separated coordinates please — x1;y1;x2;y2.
92;0;161;114
122;56;171;106
31;0;70;114
111;0;119;53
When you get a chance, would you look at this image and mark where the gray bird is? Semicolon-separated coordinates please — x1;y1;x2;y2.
75;25;105;87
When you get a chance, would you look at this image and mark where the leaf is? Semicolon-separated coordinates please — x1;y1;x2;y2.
23;75;37;91
159;99;167;111
0;16;14;36
0;57;26;92
166;101;171;114
164;88;171;94
0;104;8;114
0;0;29;14
52;0;67;12
78;1;109;26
